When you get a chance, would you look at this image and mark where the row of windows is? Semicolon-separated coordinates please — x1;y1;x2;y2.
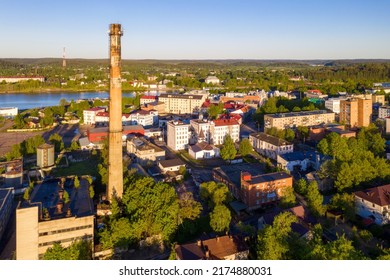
38;234;93;248
39;224;93;237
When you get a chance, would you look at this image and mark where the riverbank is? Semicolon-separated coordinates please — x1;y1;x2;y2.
0;87;147;94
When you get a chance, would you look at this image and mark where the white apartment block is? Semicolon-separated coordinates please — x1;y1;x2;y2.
249;132;293;161
379;106;390;119
83;107;105;125
167;121;190;151
159;93;207;114
264;110;335;129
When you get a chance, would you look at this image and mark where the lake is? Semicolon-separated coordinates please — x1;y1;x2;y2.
0;91;138;110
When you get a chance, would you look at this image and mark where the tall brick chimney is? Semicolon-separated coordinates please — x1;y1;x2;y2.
107;23;124;202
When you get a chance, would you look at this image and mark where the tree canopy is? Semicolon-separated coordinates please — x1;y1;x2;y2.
220;134;237;161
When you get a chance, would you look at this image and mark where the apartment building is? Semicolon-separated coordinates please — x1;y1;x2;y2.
213;163;293;210
378;106;390;119
167;120;190;151
16;178;94;259
159;93;207;114
211;119;240;145
249;132;293;161
339;98;372;128
264;110;335;129
0;188;13;244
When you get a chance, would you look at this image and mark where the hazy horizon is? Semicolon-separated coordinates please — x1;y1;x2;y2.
1;0;389;60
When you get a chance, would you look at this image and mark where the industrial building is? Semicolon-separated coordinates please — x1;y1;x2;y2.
16;178;94;259
37;143;55;169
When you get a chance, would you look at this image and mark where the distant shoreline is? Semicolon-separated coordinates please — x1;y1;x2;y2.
0;88;147;94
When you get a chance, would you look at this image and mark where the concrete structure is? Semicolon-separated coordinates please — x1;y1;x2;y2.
189;142;220;159
213;163;293;210
107;23;124;201
378;106;390;119
0;107;18;118
37;143;55;169
159;93;207;114
126;136;165;166
83;107;105;125
354;185;390;225
0;188;13;243
205;76;220;85
339;98;372;128
16;178;94;259
2;159;23;193
167;120;190;151
0;76;45;83
249;132;293;161
264;110;335;129
175;235;249;260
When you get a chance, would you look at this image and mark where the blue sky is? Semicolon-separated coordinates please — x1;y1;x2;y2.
0;0;389;59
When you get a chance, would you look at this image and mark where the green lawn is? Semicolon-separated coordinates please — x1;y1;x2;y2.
51;158;99;177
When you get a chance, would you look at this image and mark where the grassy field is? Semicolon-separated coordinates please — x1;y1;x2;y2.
51;157;99;177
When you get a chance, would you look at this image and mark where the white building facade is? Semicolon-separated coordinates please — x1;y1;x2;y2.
325;98;343;114
0;107;18;118
83;108;105;125
249;132;293;161
167;121;190;151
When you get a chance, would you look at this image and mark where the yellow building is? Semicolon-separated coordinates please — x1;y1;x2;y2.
339;98;372;128
159;93;207;114
264;110;335;130
16;178;94;260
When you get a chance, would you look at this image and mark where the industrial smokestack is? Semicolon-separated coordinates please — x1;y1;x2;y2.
107;23;124;202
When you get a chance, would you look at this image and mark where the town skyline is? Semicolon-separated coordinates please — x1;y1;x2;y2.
1;0;389;60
